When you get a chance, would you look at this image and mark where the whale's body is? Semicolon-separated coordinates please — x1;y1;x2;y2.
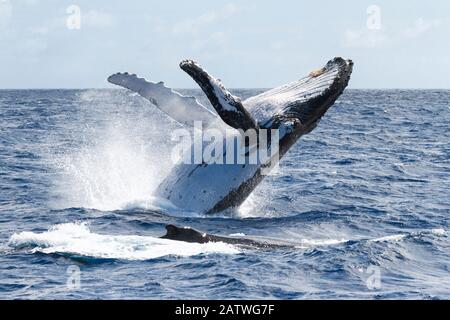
108;57;353;214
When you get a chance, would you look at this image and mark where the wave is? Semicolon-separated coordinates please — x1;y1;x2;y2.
294;238;349;248
369;228;446;243
7;222;239;261
292;228;447;248
6;221;447;261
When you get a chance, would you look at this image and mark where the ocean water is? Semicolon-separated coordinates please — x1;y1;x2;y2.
0;89;449;299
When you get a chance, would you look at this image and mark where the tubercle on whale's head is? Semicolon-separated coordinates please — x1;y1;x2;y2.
179;59;200;69
324;57;353;71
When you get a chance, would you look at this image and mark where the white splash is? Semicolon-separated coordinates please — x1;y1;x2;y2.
295;238;349;248
369;229;447;243
237;191;266;218
8;223;239;260
53;131;160;211
49;93;175;212
431;228;446;236
369;234;407;242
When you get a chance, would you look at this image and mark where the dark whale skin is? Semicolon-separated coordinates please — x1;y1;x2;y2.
160;224;294;249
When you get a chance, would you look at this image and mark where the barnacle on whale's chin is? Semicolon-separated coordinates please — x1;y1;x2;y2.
309;68;326;78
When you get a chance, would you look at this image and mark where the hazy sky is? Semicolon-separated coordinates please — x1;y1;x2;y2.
1;0;449;88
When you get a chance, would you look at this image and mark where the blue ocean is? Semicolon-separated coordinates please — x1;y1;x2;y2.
0;89;449;299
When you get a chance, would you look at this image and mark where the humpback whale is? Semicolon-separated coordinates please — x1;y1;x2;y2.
161;224;293;249
108;57;353;214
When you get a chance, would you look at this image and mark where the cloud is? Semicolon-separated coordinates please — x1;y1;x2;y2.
172;3;239;36
155;3;242;52
83;10;115;28
190;31;230;51
403;18;442;38
209;31;228;45
24;0;40;5
342;17;446;49
0;0;13;29
30;26;49;35
342;28;388;49
18;37;48;57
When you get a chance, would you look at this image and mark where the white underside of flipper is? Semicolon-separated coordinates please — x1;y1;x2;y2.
108;73;217;127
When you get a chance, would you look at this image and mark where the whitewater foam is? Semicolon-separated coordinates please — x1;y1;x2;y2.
228;233;246;237
288;228;448;249
8;223;239;260
431;228;446;236
47;90;177;212
295;238;349;248
370;234;407;242
51;130;162;211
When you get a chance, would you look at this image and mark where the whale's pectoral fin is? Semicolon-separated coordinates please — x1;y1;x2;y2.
107;72;217;127
180;60;259;131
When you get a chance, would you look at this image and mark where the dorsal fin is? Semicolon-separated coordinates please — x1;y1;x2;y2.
161;225;208;243
180;60;259;131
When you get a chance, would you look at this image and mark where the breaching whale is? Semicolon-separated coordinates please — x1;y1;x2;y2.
108;57;353;214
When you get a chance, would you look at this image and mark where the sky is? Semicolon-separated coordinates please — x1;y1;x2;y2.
0;0;450;89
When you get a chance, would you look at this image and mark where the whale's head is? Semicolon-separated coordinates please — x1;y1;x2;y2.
179;57;353;155
244;57;353;141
